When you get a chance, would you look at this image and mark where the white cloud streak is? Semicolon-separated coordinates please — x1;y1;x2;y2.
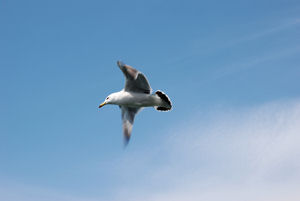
114;99;300;201
1;99;300;201
164;17;300;67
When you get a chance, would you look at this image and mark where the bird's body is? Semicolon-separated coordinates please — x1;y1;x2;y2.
99;61;172;145
108;90;163;108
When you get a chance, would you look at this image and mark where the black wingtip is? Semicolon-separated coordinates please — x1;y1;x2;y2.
155;90;172;111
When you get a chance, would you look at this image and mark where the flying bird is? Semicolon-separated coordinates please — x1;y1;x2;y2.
98;61;172;145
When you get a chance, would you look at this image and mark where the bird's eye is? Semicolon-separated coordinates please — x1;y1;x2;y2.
106;97;109;100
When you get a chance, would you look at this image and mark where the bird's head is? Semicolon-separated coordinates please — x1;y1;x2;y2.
98;93;118;108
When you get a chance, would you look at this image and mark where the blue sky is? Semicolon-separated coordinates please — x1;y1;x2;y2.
1;0;300;200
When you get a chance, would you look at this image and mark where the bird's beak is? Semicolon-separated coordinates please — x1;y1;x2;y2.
98;102;107;108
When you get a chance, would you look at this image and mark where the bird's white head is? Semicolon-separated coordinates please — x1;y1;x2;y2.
98;92;118;108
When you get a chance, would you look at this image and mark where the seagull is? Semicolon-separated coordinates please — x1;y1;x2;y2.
98;61;172;145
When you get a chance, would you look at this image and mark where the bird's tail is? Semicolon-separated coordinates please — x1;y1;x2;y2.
154;90;172;111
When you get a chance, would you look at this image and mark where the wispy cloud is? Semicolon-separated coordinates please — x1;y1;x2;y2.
229;18;300;46
212;45;300;79
1;99;300;201
164;17;300;66
113;99;300;201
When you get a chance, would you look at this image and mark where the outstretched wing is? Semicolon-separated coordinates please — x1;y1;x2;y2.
117;61;152;94
121;106;141;145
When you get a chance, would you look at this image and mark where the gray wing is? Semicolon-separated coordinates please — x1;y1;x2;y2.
121;106;141;145
117;61;152;94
